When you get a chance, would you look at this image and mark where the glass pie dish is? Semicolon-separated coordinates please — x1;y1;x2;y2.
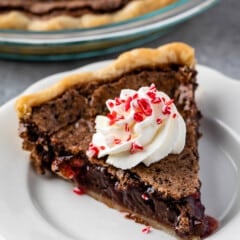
0;0;219;61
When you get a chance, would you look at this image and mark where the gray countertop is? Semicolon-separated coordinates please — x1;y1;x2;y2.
0;0;239;106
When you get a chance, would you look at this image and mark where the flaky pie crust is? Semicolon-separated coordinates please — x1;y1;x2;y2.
0;0;176;31
16;42;195;118
87;190;200;240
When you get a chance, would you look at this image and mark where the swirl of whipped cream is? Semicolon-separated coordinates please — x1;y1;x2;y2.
86;84;186;169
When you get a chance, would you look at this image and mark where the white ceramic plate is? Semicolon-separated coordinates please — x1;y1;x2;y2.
0;62;239;240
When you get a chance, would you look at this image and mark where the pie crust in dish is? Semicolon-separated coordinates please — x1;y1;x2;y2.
0;0;177;31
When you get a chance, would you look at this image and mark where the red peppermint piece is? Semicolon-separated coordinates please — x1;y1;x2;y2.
100;146;106;150
173;113;177;119
115;97;122;106
133;112;144;122
146;91;156;99
166;99;174;106
146;90;161;104
108;101;114;108
87;143;99;158
73;187;85;195
130;143;144;154
162;105;171;115
107;110;117;121
125;96;133;112
133;93;139;99
149;84;157;92
151;97;161;104
141;193;149;201
117;115;125;121
107;111;118;125
137;98;152;116
114;138;122;144
126;134;132;141
142;226;151;234
125;123;130;132
156;118;163;125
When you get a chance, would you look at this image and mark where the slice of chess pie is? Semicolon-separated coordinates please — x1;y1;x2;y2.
16;42;218;239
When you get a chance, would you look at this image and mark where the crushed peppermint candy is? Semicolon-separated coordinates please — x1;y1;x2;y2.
137;98;152;116
156;117;163;125
130;143;144;154
125;96;133;112
133;112;144;122
86;143;99;158
86;84;186;170
126;134;132;141
114;138;122;144
107;101;114;108
125;123;130;132
142;226;152;234
141;193;149;201
73;187;85;195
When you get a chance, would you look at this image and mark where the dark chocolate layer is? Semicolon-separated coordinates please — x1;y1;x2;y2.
51;155;217;238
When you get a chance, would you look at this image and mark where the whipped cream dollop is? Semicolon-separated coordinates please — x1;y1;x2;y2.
86;84;186;169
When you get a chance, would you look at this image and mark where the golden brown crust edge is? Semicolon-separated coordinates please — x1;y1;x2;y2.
87;190;200;240
0;0;176;31
15;42;195;119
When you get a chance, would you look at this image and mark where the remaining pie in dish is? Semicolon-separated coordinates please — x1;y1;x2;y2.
0;0;177;31
16;42;218;239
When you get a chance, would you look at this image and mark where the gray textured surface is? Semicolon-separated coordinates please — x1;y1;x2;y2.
0;0;239;106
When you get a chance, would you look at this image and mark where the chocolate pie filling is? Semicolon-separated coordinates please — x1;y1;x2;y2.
0;0;132;18
19;66;218;239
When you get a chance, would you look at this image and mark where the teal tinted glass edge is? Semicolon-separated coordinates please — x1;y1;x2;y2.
0;30;171;61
